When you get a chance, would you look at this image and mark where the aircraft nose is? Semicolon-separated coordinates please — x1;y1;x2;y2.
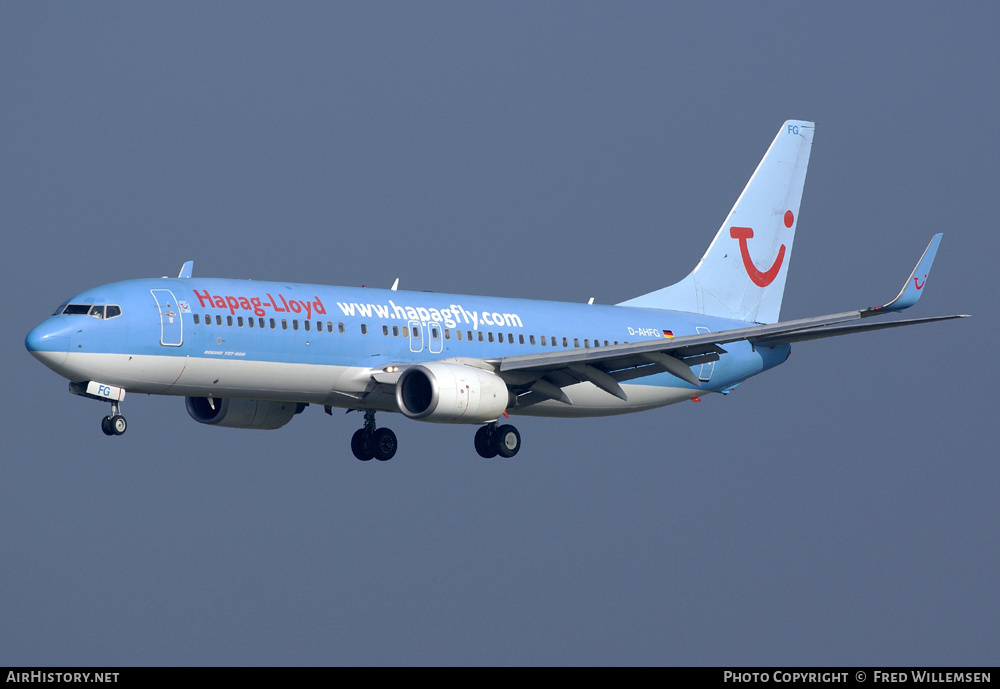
25;317;71;367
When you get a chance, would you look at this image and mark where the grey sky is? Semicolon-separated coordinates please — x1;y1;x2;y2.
2;3;996;665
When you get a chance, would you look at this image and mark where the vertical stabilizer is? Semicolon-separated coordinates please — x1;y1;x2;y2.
619;120;814;324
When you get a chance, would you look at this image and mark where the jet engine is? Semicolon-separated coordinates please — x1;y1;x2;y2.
396;362;511;423
185;397;304;430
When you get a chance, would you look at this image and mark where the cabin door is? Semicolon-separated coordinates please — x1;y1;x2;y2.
408;319;423;353
428;322;443;354
151;289;183;346
696;326;714;381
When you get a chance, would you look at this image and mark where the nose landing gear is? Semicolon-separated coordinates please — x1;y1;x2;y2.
68;382;128;436
100;401;127;436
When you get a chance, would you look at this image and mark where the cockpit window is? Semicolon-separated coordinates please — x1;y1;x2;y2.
59;303;122;319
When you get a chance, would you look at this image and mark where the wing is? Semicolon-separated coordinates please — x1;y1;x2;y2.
495;312;965;406
358;235;966;410
495;234;966;406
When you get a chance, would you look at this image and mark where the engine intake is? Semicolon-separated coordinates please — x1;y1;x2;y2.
396;362;510;423
185;397;302;430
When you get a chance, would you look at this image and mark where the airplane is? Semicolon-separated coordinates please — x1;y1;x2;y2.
25;120;967;461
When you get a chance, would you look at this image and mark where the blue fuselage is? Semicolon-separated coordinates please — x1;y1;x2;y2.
26;277;790;416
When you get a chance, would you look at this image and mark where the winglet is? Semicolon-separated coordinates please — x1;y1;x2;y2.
178;261;194;279
862;234;942;316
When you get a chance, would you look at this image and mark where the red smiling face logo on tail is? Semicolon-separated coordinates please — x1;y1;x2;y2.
729;210;793;287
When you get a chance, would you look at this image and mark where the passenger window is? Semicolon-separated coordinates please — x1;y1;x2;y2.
361;324;367;335
562;337;568;348
216;315;223;326
281;319;288;330
496;333;502;343
305;320;311;332
237;316;244;327
432;327;439;339
193;314;200;325
106;305;121;319
478;331;484;342
382;325;389;336
584;339;590;348
456;330;462;341
338;322;345;334
259;318;265;328
488;332;494;343
227;315;233;326
205;314;211;325
270;318;276;329
444;329;451;340
392;325;399;337
248;317;254;328
468;331;474;341
574;338;580;348
540;335;547;346
520;334;526;345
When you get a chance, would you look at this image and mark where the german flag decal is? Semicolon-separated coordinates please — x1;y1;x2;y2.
663;330;674;338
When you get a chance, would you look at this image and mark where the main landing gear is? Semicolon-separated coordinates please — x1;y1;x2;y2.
100;401;127;436
474;422;521;459
346;413;521;460
351;409;398;461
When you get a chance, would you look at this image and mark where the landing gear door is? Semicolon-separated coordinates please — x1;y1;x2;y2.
151;289;183;346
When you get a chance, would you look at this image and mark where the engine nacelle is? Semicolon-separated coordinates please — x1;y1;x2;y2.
185;397;302;430
396;362;511;423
